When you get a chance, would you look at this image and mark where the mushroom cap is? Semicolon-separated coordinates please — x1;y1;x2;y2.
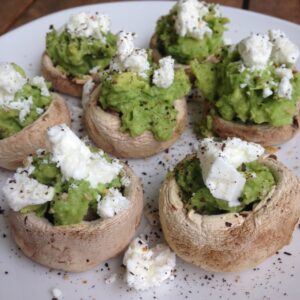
159;156;300;272
8;163;143;273
41;52;100;98
201;100;300;146
0;93;71;170
83;84;187;158
212;113;300;146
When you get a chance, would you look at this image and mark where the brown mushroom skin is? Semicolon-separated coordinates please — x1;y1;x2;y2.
212;113;300;146
200;99;300;146
41;52;100;97
0;93;71;170
8;164;143;273
159;156;300;272
83;84;187;158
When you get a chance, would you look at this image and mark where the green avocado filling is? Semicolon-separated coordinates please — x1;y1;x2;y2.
46;28;117;77
20;153;124;226
0;65;52;139
191;47;300;129
99;66;191;141
174;156;276;215
155;5;229;64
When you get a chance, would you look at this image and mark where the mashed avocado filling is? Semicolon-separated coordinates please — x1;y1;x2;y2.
191;47;300;129
99;68;191;141
20;153;123;226
174;156;275;215
155;6;229;64
46;29;117;77
0;67;52;140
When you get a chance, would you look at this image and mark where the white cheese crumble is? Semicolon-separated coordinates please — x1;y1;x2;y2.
0;63;27;104
277;76;293;100
275;65;294;100
97;188;129;218
197;138;264;207
269;29;300;65
89;66;100;74
8;96;33;123
238;34;272;69
110;31;150;79
31;76;50;96
263;87;273;98
175;0;213;40
105;273;118;284
47;124;122;188
123;237;176;291
66;12;110;42
152;56;175;88
3;158;55;211
51;288;63;300
36;107;44;115
0;63;50;123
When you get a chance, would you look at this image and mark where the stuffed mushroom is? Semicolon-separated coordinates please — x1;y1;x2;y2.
0;63;70;170
84;31;191;158
159;137;300;272
42;12;117;97
192;30;300;145
3;124;143;272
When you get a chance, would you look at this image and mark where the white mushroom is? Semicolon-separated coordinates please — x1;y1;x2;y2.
159;156;300;272
0;93;71;170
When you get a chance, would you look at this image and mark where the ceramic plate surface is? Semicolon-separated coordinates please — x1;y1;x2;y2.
0;2;299;299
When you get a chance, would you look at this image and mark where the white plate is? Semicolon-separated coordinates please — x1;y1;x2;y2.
0;2;300;300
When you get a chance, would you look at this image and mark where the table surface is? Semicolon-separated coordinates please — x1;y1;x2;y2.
0;0;299;36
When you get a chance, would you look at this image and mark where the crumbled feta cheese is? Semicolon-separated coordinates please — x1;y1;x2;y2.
0;64;49;123
152;56;174;88
123;237;176;291
263;87;273;98
89;66;100;74
8;96;33;123
51;288;63;300
105;273;118;284
97;188;129;218
3;159;55;211
238;34;272;69
269;29;299;65
47;124;122;187
275;65;293;79
66;12;110;42
238;63;246;73
198;138;264;207
123;49;149;78
0;63;27;104
36;107;44;115
223;138;265;168
110;32;150;79
275;65;294;100
31;76;50;97
277;76;293;99
175;0;212;40
116;31;135;60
